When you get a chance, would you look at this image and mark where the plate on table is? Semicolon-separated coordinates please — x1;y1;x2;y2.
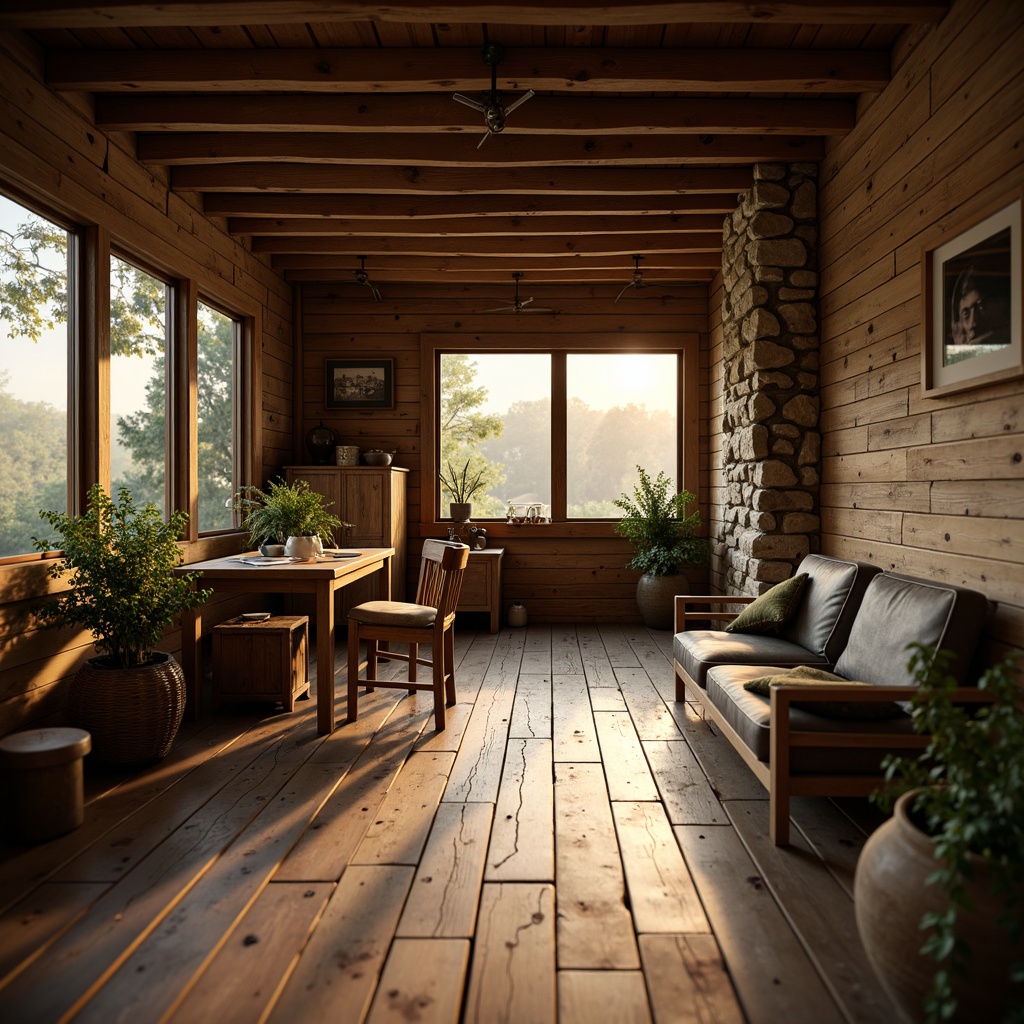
322;549;362;558
240;612;272;621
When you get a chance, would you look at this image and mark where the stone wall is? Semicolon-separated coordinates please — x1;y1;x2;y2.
720;163;820;594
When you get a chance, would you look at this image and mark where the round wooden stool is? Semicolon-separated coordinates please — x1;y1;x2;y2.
0;727;92;843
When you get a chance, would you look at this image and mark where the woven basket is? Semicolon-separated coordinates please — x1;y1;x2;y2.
67;652;186;765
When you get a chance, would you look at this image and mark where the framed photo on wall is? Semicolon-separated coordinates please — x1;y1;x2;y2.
326;358;394;410
922;192;1023;398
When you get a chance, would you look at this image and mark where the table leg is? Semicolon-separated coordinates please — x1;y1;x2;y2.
316;578;336;735
181;605;202;720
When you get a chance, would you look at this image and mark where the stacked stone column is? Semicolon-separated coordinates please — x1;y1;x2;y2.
720;163;820;595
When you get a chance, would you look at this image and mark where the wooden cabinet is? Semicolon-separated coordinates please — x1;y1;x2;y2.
457;548;504;633
284;466;407;612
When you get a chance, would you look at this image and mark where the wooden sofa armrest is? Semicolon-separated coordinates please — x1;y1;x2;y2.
673;594;757;633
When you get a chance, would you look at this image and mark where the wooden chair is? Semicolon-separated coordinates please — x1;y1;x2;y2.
346;539;470;731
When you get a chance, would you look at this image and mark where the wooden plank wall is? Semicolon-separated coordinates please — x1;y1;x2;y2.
0;35;293;734
708;0;1024;667
298;283;711;624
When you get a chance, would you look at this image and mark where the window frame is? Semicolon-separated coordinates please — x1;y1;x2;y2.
420;331;700;533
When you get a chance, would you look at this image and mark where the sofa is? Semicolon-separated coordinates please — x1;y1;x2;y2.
673;554;991;844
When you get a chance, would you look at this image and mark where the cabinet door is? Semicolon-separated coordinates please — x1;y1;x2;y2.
344;471;385;547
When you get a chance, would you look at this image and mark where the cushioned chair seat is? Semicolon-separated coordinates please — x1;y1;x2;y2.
706;664;915;773
349;601;437;628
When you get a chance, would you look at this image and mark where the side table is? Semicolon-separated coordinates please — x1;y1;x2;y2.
212;615;310;711
457;548;505;633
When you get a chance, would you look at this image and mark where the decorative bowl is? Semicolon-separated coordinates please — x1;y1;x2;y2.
363;450;394;466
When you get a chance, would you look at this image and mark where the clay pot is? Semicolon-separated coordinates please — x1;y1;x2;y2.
635;571;688;630
449;502;472;522
284;535;323;560
854;790;1020;1023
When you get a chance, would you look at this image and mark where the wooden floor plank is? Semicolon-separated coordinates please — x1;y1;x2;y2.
520;624;552;675
674;823;846;1024
551;674;600;762
165;881;332;1024
644;739;728;825
486;737;554;883
509;672;552;739
728;799;899;1024
366;937;469;1024
463;883;556;1024
612;801;709;934
597;623;643;669
638;934;745;1024
789;795;874;900
551;627;584;675
589;686;628;711
558;970;652;1024
554;762;640;970
267;865;414;1024
576;624;619;688
616;665;683;740
594;711;660;801
397;802;493;938
353;751;456;866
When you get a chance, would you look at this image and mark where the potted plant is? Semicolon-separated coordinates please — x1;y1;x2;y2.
439;459;485;522
233;477;347;559
32;484;212;764
854;643;1023;1024
613;465;710;629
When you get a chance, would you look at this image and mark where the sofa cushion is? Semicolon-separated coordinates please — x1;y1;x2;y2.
833;572;990;690
780;554;881;663
742;665;904;719
724;573;808;635
707;664;914;772
674;630;831;690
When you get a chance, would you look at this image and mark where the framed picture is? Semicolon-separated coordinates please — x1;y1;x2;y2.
922;192;1022;398
326;358;394;410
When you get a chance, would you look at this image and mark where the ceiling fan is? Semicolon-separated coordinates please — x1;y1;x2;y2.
452;43;535;149
614;255;648;303
350;255;382;302
485;272;554;313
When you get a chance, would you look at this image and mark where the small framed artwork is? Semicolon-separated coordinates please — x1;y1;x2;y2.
922;191;1022;398
326;358;394;410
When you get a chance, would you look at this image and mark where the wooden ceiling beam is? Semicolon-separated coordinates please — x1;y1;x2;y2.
282;268;716;283
0;2;950;30
203;192;741;218
138;131;824;167
96;94;856;135
46;47;890;94
251;232;724;255
173;163;753;193
228;214;726;236
270;252;723;271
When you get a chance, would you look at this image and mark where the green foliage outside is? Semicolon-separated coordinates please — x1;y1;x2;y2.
613;465;710;576
32;484;211;669
874;644;1024;1024
1;209;238;556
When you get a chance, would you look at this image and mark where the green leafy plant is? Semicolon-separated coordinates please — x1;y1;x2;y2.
612;465;710;576
439;459;486;505
32;484;212;669
232;477;348;547
874;643;1024;1023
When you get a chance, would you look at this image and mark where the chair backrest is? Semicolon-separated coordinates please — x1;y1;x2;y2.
415;540;470;617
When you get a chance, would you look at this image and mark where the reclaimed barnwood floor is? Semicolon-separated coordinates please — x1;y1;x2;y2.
0;624;897;1024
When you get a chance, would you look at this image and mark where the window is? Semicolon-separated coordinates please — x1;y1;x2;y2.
196;300;240;533
0;193;72;558
110;254;171;517
433;338;692;522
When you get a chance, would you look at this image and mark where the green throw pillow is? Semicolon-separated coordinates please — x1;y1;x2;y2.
742;665;905;720
723;573;809;636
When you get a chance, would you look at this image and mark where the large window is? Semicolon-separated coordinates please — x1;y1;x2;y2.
110;254;171;516
196;300;240;533
436;343;686;521
0;193;72;558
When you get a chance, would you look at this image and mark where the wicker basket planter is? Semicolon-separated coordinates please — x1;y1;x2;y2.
68;652;185;765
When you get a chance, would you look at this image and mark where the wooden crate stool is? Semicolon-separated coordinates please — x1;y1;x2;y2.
0;727;91;843
212;615;310;712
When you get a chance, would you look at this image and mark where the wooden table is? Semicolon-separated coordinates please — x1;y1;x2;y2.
175;548;393;735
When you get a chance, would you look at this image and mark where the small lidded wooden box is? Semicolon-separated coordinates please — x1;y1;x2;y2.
212;615;309;712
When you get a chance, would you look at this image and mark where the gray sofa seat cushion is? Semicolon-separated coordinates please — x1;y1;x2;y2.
833;572;990;689
781;554;881;662
674;630;831;689
706;664;914;773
